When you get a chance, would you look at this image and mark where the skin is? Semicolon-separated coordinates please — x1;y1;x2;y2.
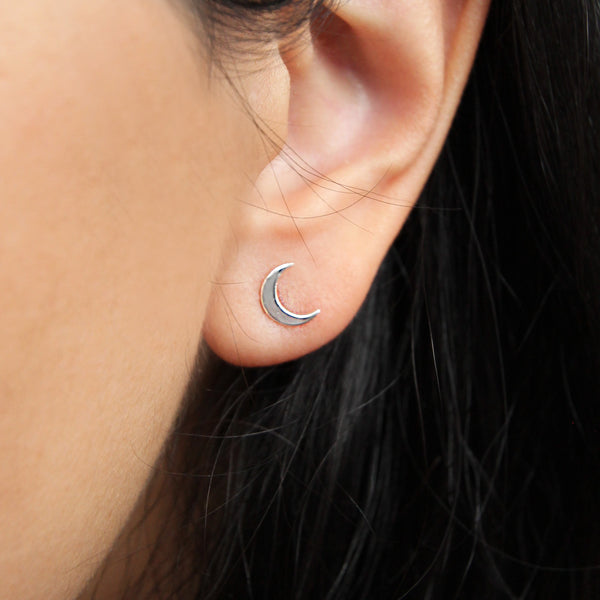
0;0;490;596
0;1;283;598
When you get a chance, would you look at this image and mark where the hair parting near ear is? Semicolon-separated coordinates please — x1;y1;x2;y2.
92;1;600;599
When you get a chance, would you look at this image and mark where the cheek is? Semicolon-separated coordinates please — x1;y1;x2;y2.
0;1;268;599
0;1;255;417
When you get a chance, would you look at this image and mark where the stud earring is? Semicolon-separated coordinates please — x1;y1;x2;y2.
260;263;320;326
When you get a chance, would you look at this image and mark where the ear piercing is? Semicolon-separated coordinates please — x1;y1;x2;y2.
260;263;320;326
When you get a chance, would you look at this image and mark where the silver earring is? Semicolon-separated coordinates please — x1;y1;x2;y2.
260;263;320;326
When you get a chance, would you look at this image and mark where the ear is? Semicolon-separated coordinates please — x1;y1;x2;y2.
203;0;490;366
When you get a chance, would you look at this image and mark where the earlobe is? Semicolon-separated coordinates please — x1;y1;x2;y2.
203;0;490;367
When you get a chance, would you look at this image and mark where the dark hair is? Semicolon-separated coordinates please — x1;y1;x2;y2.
116;1;600;598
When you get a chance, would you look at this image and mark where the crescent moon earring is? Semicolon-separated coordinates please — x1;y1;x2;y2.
260;263;320;326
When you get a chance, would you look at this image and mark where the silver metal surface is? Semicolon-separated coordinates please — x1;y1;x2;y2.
260;263;320;326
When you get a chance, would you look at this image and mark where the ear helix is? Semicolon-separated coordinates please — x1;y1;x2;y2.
260;263;320;326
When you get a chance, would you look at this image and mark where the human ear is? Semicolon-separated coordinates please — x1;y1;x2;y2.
203;0;490;366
